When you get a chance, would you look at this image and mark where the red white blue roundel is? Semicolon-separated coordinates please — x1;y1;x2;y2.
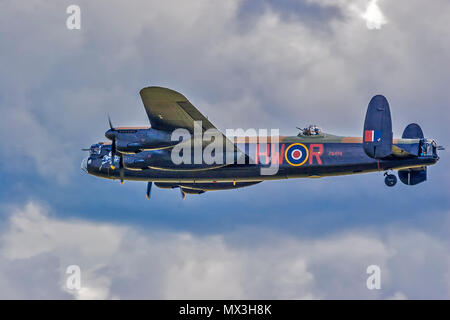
285;143;309;166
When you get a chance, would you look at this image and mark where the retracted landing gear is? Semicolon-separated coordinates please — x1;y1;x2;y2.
384;172;397;187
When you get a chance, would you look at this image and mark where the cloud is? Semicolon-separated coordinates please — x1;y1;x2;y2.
310;0;388;30
0;0;449;183
1;202;449;299
0;0;448;301
360;0;387;30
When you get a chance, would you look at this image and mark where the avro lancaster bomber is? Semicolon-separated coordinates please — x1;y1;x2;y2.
82;87;442;199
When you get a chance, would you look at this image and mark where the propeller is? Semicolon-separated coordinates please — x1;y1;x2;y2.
108;115;117;170
146;182;153;199
180;188;186;200
111;138;116;170
119;155;124;184
106;115;124;183
108;115;114;130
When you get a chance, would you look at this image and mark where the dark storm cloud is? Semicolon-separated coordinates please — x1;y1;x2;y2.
0;0;449;299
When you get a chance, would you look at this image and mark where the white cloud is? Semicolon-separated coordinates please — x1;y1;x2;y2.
313;0;388;30
360;0;387;30
0;202;449;299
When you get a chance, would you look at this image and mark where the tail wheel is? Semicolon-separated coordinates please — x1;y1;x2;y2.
384;174;397;187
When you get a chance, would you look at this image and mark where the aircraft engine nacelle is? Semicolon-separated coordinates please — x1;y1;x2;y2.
122;150;226;171
105;127;181;153
122;150;170;170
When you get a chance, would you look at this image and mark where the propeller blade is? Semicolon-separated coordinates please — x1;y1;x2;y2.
81;148;91;151
111;138;116;154
110;138;116;169
119;155;124;184
108;115;114;130
146;182;152;199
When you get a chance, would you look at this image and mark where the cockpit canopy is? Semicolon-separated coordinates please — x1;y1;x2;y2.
88;142;111;157
298;125;322;136
90;143;102;155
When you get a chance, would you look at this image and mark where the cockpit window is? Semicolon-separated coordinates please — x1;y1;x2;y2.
90;145;102;155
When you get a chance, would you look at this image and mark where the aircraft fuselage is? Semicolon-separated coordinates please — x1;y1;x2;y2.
84;135;438;183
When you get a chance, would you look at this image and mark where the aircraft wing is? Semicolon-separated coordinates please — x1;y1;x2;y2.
140;86;249;162
140;86;216;133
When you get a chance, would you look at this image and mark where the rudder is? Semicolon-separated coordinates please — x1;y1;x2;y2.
363;95;393;158
402;123;424;139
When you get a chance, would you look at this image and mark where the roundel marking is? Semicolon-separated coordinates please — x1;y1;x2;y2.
292;150;302;160
285;143;309;166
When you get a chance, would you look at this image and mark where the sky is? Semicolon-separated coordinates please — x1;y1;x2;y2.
0;0;449;299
